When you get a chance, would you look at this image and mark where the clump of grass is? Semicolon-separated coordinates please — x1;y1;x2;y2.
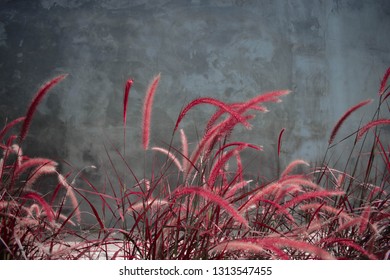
1;68;388;260
113;70;389;259
311;71;390;259
0;75;83;259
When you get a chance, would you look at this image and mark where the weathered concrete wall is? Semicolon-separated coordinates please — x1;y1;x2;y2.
1;0;389;223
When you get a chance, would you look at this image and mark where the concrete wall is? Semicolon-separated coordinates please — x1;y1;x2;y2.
1;0;389;216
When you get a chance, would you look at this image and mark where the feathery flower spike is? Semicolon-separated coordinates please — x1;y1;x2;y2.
328;99;372;145
142;74;160;150
379;67;390;95
20;74;68;141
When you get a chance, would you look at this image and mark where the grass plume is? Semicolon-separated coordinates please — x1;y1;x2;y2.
123;79;134;128
142;74;161;150
123;78;133;153
357;119;390;141
0;117;25;142
174;97;252;131
379;66;390;95
151;147;183;171
328;99;372;145
172;186;249;228
19;74;68;142
22;192;54;222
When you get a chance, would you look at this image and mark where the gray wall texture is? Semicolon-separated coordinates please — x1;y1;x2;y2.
1;0;389;205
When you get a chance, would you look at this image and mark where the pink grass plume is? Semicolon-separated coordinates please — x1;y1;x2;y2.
320;238;377;259
239;182;282;213
214;237;334;259
301;203;353;221
174;97;251;131
22;192;55;222
211;240;265;255
14;158;57;179
225;180;252;199
205;103;267;134
0;117;25;141
357;119;390;141
123;79;134;131
180;129;189;172
212;141;262;161
142;74;160;150
57;173;82;224
235;150;243;183
123;78;133;154
379;67;390;95
269;238;334;259
208;143;261;187
151;147;183;171
328;99;372;145
359;205;371;234
188;114;254;174
172;186;249;228
208;146;245;188
280;159;309;178
281;190;344;210
241;90;291;112
19;74;68;141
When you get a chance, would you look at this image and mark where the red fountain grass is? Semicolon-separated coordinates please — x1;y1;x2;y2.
0;74;87;259
180;129;189;172
379;66;390;95
356;119;390;141
142;74;161;150
19;74;68;142
123;79;133;129
0;117;25;142
208;143;260;188
213;237;335;260
123;78;133;152
174;97;252;131
172;186;249;229
151;147;183;172
1;68;389;259
328;99;372;145
22;192;55;222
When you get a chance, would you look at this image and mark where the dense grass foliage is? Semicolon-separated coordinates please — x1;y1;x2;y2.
0;69;389;259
